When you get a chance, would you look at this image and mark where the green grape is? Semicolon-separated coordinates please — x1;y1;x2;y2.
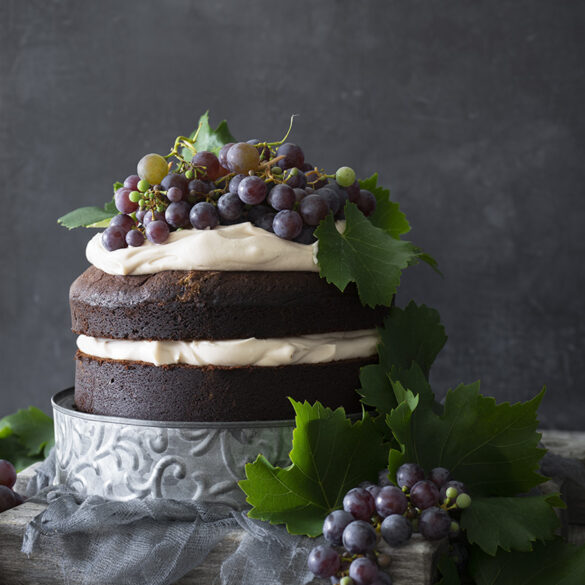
137;153;168;185
335;166;356;187
129;191;141;202
137;179;150;192
445;486;458;500
455;493;472;509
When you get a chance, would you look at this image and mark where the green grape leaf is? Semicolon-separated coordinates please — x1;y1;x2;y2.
315;203;419;308
358;173;410;238
461;494;564;555
470;539;585;585
387;384;547;497
58;198;117;229
435;555;462;585
183;111;236;158
239;400;388;536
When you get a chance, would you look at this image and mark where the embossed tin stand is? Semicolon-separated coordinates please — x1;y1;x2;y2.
52;389;293;509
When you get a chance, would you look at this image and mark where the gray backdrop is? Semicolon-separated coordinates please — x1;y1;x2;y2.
1;0;583;429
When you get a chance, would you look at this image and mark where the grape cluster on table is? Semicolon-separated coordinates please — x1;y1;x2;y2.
0;459;25;513
102;138;378;251
307;462;471;584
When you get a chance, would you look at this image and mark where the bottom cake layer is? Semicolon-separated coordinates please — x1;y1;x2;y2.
74;351;373;421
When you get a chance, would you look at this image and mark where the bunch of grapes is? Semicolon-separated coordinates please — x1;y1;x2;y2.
102;135;377;251
307;463;471;584
0;459;25;513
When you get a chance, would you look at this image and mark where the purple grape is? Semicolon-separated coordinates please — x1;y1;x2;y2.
357;189;377;216
125;229;145;247
188;179;210;197
255;212;276;232
276;143;304;170
299;194;329;225
102;226;127;251
114;187;138;214
381;514;413;546
293;188;307;203
161;173;188;196
218;143;234;168
192;151;220;180
323;510;354;546
342;520;377;554
167;186;184;202
429;467;452;489
267;184;296;211
217;193;244;222
247;204;272;224
0;460;16;489
365;484;381;499
227;174;245;195
335;189;349;219
272;210;303;240
343;487;376;522
143;210;165;227
349;557;379;585
346;180;361;203
396;463;425;490
375;485;408;518
238;176;267;205
123;174;140;190
440;480;467;502
307;545;340;579
418;507;451;540
301;161;314;171
294;225;317;245
247;138;271;162
165;201;192;228
0;485;18;512
378;470;392;487
284;168;307;189
227;142;260;173
410;480;440;510
190;202;219;229
317;187;341;215
136;209;147;224
109;214;135;234
145;220;170;244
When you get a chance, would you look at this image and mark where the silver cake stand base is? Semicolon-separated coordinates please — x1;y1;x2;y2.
52;389;293;509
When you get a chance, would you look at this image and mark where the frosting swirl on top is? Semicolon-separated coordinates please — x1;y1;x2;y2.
86;222;319;275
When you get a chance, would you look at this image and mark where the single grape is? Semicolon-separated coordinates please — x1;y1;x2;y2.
109;214;135;233
165;201;192;228
358;189;377;216
365;484;381;499
114;187;138;214
145;220;170;244
299;194;329;225
137;179;150;192
218;142;234;168
381;514;413;546
375;485;408;517
161;173;188;196
217;193;244;222
293;188;307;203
167;186;184;202
349;557;379;585
323;509;354;546
410;480;440;510
102;226;127;251
190;202;219;230
126;229;145;247
455;493;472;509
284;168;307;189
378;470;392;487
342;520;377;554
0;485;18;512
273;210;303;240
192;151;221;180
226;142;260;174
136;209;147;224
346;180;361;203
429;467;451;489
238;176;267;205
0;460;16;489
123;174;140;190
418;507;451;540
317;187;341;215
440;480;467;502
129;191;141;203
343;487;376;522
188;179;211;197
276;143;304;170
294;225;317;244
395;463;425;490
268;184;296;211
137;153;168;185
227;174;245;196
255;211;276;232
335;166;356;187
307;545;341;579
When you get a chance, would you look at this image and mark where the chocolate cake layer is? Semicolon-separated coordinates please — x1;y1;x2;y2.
74;351;372;421
70;266;387;341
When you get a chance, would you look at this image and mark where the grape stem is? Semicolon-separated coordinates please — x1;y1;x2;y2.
266;114;298;147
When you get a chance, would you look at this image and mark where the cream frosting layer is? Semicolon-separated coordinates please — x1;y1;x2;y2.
86;222;319;275
76;329;379;367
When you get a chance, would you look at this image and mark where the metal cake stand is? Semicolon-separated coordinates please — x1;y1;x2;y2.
52;388;293;509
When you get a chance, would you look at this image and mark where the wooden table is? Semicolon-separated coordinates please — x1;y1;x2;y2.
1;430;584;585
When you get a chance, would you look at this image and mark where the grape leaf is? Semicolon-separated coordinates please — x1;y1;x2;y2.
239;400;388;536
470;539;585;585
315;203;419;308
461;494;564;555
435;555;462;585
358;173;410;238
57;203;117;229
183;111;236;158
387;384;547;497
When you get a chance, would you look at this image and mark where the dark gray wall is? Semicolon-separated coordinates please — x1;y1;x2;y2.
1;0;584;429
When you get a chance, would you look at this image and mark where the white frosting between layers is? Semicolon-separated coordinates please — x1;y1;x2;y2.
76;329;379;367
86;222;320;275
